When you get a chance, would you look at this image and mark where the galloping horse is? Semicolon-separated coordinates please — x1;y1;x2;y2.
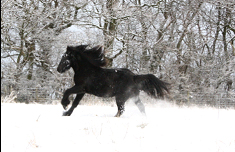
57;45;169;117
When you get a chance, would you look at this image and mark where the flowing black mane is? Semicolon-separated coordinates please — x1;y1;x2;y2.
68;45;107;67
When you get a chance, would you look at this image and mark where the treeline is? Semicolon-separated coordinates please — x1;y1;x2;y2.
1;0;234;106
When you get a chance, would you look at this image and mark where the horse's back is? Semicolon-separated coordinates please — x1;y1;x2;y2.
103;68;139;95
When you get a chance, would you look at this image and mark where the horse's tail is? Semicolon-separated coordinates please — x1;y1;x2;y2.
134;74;169;98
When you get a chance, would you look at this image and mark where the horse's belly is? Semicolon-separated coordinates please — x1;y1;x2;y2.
87;87;115;98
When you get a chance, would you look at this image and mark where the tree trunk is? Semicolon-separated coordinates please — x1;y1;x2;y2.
25;41;35;80
103;0;119;67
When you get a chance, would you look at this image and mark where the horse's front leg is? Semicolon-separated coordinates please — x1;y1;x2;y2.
61;85;84;110
63;93;85;116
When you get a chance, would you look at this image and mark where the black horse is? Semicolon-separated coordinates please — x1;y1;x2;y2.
57;45;169;117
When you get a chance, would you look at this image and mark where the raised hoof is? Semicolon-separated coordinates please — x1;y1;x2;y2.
141;112;147;117
63;105;68;110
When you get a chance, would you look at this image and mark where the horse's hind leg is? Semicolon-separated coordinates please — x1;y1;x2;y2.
63;93;85;116
133;96;146;115
115;96;127;117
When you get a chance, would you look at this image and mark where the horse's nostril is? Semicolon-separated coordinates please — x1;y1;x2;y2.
57;67;62;73
57;65;64;73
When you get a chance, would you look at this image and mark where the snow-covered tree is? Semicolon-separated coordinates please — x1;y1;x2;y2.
1;0;234;106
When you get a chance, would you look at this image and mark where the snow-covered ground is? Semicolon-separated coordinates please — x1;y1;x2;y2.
1;101;235;152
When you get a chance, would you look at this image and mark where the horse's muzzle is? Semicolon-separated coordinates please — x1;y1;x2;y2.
57;66;63;73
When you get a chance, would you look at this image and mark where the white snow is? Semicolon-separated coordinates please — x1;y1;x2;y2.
1;101;235;152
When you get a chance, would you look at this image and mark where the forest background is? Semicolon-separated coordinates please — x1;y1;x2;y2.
1;0;235;107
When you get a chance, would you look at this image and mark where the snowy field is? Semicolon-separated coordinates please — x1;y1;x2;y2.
1;101;235;152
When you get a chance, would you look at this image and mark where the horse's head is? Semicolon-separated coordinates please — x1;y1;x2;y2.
57;45;88;73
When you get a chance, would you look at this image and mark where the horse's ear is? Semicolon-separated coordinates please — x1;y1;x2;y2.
97;46;104;54
66;46;73;54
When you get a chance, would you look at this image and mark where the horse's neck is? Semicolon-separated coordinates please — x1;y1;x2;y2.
72;60;100;75
71;62;79;72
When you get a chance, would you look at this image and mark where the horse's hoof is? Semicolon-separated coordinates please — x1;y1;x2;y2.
62;111;69;116
63;105;68;110
114;113;121;117
63;111;72;116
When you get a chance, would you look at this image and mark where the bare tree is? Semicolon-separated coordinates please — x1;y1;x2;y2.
1;0;234;106
1;0;87;101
